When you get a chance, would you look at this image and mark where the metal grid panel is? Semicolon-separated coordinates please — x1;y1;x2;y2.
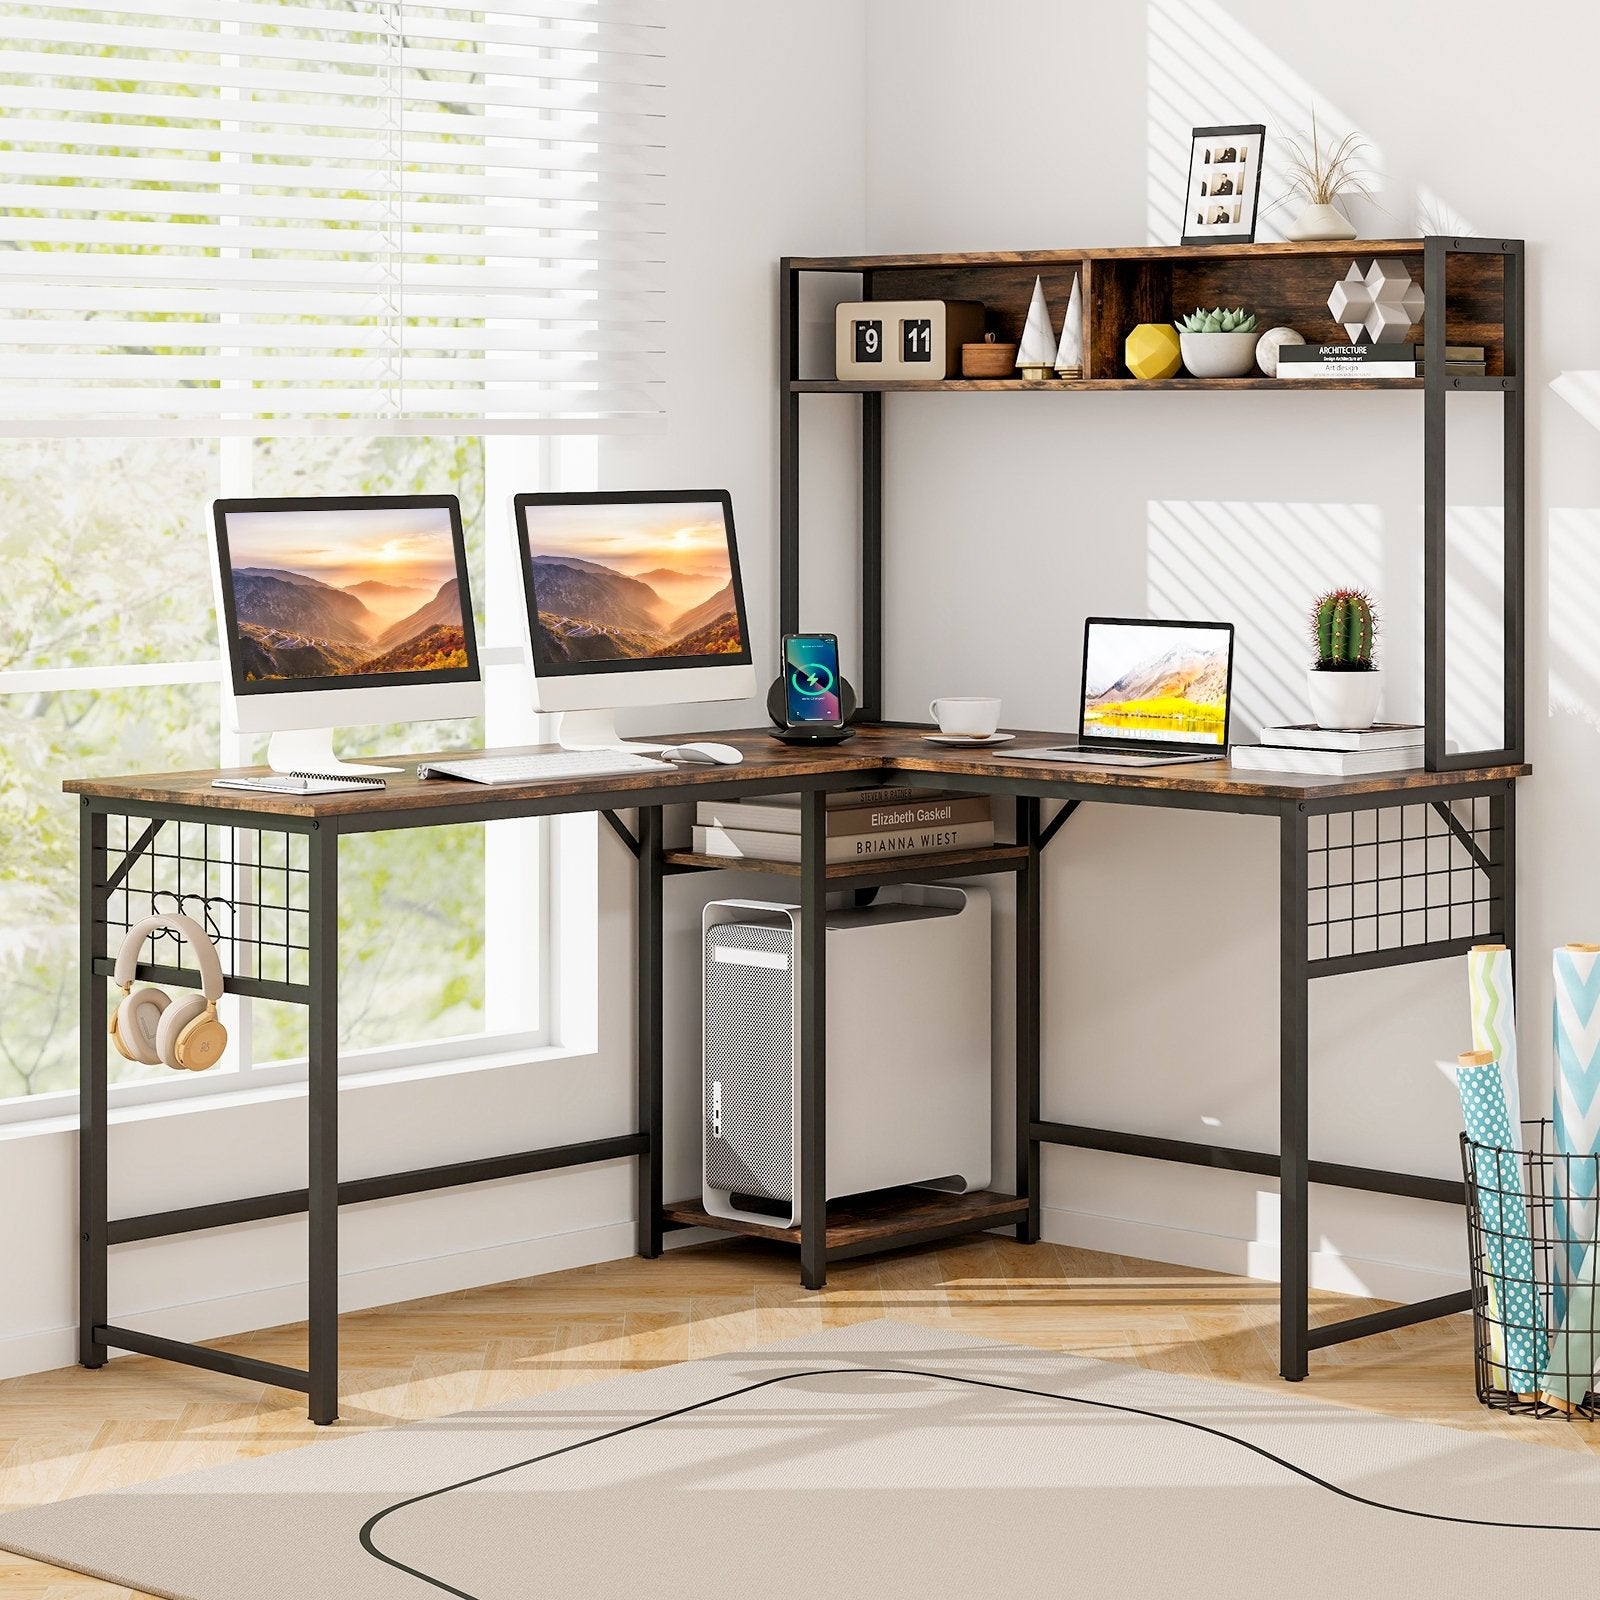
102;815;310;988
1306;796;1502;963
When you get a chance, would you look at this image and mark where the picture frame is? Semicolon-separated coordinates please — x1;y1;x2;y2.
1180;123;1265;247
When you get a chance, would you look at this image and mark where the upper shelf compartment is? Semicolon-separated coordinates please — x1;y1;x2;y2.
788;240;1512;386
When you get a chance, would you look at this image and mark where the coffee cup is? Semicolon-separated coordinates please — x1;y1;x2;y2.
929;696;1002;738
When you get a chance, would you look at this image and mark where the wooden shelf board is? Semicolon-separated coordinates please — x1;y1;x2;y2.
794;377;1426;393
663;1185;1029;1249
787;239;1432;271
663;844;1030;881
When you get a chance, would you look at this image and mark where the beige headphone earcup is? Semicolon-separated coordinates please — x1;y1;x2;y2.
114;988;169;1066
173;1008;227;1072
155;994;208;1071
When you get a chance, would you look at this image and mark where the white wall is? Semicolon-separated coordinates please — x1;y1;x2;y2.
853;0;1600;1295
0;0;868;1381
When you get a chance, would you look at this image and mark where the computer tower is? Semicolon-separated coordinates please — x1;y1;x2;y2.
702;885;991;1228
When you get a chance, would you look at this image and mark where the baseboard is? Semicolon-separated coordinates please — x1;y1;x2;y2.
1042;1203;1468;1305
0;1218;636;1383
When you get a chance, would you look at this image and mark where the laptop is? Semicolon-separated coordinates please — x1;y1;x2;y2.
1014;616;1235;768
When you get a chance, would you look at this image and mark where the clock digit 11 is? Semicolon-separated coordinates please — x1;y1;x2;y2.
901;318;932;362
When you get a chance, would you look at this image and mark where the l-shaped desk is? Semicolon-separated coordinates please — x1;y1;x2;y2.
67;726;1526;1422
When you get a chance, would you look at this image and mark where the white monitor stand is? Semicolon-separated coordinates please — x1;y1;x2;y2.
550;709;669;755
265;728;404;776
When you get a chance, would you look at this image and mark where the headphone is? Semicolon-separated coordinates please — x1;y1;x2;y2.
109;913;228;1072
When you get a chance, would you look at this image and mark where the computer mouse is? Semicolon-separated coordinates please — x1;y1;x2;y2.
663;742;744;766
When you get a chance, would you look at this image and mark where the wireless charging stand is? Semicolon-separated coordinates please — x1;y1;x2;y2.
765;676;859;745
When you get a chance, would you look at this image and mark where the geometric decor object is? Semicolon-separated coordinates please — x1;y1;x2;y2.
1326;258;1426;345
1054;273;1084;378
1255;325;1306;376
1124;321;1182;381
1016;275;1058;377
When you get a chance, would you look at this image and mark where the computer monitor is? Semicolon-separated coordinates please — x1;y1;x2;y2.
212;495;483;774
512;489;756;750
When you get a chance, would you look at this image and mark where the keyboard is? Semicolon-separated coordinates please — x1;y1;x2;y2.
415;750;675;786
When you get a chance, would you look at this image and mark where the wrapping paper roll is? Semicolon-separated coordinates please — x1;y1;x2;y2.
1542;1238;1600;1410
1468;944;1522;1127
1552;944;1600;1325
1456;1051;1546;1393
1467;944;1520;1385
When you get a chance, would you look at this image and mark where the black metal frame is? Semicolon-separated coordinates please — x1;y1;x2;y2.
776;240;1526;1379
77;790;688;1426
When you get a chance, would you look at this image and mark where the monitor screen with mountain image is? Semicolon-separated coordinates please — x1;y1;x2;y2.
212;496;482;773
513;490;755;751
1081;617;1234;749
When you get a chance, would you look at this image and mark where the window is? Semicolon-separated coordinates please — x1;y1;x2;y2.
0;2;664;1113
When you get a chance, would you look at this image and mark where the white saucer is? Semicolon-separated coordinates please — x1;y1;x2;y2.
922;732;1015;747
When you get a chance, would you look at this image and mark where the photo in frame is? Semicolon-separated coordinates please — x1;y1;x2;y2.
1181;124;1265;246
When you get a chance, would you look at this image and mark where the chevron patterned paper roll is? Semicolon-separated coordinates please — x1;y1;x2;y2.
1542;1237;1600;1410
1468;944;1522;1127
1456;1050;1546;1393
1552;944;1600;1326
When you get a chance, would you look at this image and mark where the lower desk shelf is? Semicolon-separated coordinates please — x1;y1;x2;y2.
662;843;1029;884
663;1186;1029;1261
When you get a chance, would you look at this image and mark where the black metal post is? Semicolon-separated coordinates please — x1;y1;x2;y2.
1502;241;1526;762
861;388;883;720
78;802;108;1369
306;822;339;1425
779;259;801;638
1499;781;1517;957
1279;803;1311;1381
1423;237;1447;771
798;789;828;1290
636;806;664;1258
1015;796;1042;1243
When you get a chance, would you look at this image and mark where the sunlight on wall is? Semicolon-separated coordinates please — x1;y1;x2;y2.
1148;498;1502;747
1147;499;1385;735
1145;0;1385;247
1549;509;1600;731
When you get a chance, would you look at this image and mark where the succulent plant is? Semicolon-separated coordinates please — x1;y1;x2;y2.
1311;588;1377;670
1176;306;1259;335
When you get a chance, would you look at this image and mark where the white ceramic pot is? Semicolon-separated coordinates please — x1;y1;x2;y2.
1177;328;1259;379
1307;667;1382;730
1285;202;1356;241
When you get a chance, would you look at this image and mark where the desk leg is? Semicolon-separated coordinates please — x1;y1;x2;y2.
307;823;340;1426
636;806;664;1259
78;804;108;1369
1279;804;1310;1382
1016;797;1042;1244
799;790;828;1291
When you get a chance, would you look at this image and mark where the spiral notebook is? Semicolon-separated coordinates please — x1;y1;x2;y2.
211;771;387;795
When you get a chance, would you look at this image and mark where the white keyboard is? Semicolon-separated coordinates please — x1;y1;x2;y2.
416;750;675;786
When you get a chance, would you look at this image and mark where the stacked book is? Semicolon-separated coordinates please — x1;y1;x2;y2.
1277;343;1487;380
693;785;994;863
1231;722;1424;775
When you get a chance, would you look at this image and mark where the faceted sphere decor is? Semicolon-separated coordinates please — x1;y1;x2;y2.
1327;259;1426;345
1125;322;1182;380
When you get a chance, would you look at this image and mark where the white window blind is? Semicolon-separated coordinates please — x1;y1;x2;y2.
0;0;664;435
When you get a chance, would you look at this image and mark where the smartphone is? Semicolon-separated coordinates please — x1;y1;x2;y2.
782;632;844;727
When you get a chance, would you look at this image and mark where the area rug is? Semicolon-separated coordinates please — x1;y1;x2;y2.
4;1319;1600;1599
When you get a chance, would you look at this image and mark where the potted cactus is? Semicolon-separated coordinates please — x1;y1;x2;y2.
1308;588;1382;729
1175;306;1259;378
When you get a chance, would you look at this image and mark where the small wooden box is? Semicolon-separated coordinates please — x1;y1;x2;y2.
835;299;985;380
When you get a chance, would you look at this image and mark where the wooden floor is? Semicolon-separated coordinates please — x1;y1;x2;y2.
3;1232;1595;1597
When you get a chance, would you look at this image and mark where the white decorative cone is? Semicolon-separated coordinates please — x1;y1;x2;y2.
1054;274;1083;374
1016;276;1057;369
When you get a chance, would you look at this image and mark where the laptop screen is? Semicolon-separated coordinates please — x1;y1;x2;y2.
1080;618;1234;749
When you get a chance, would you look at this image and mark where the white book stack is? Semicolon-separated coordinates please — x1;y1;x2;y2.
1230;722;1425;775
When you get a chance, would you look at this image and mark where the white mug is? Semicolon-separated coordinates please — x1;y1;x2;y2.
929;696;1002;737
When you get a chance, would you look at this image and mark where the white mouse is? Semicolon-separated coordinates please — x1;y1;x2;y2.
662;742;744;766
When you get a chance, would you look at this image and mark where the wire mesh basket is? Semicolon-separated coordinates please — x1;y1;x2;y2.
1461;1118;1600;1418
